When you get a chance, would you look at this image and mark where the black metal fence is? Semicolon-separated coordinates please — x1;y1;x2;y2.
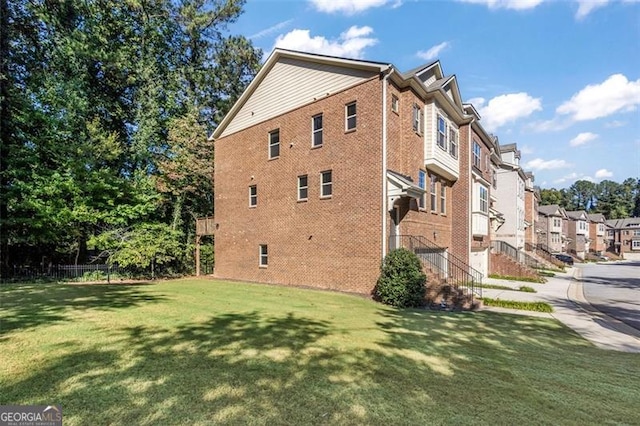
1;264;124;283
394;235;483;298
492;240;545;270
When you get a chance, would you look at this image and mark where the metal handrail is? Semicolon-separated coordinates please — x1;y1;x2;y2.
492;240;544;270
394;235;482;298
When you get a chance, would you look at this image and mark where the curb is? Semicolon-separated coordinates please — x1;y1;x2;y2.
568;267;640;341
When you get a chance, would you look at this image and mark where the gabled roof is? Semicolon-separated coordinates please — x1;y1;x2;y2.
606;217;640;229
211;48;392;140
566;210;589;221
587;213;606;223
538;204;566;217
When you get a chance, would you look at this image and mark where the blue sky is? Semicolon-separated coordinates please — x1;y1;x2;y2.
230;0;640;189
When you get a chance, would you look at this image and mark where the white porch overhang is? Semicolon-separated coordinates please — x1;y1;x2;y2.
387;170;424;209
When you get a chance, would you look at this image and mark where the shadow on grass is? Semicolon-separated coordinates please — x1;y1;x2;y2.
0;283;166;336
3;305;639;425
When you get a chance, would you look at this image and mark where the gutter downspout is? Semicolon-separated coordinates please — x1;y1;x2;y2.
382;67;394;261
468;119;474;270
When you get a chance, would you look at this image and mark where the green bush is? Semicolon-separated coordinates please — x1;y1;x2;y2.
518;286;536;293
374;248;426;308
481;298;553;312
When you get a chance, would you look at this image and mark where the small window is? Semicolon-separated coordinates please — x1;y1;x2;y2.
492;170;497;189
473;141;481;168
269;129;280;159
437;115;447;149
249;185;257;207
298;175;308;201
449;128;458;158
320;170;332;198
391;95;399;113
418;170;426;209
412;104;421;133
259;244;268;267
345;102;356;131
440;184;446;214
479;186;488;213
430;175;437;212
312;114;323;147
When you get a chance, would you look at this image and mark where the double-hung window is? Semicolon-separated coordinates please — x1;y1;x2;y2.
391;95;399;113
437;115;447;149
449;128;458;158
298;175;308;201
312;114;323;147
249;185;257;207
479;185;488;213
320;170;332;197
440;184;446;214
259;244;268;267
430;175;437;212
473;141;481;168
418;170;426;209
269;129;280;159
412;104;421;133
345;102;356;131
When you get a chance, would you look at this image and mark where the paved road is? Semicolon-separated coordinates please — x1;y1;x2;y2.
579;261;640;332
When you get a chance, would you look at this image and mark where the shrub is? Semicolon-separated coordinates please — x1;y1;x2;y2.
481;298;553;312
518;286;536;293
374;248;426;308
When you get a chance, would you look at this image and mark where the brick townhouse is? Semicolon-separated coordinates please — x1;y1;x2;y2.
210;49;484;294
606;217;640;260
565;210;590;259
587;213;607;254
450;104;499;279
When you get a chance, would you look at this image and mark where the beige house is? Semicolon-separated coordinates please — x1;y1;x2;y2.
537;204;567;253
566;210;590;259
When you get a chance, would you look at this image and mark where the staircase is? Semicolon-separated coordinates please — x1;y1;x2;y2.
395;235;483;300
492;240;545;270
524;243;564;269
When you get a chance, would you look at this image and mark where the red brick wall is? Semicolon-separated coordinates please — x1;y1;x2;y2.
386;84;453;250
490;252;539;280
214;77;384;294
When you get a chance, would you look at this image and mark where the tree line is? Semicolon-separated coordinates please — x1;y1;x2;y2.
540;178;640;219
0;0;261;274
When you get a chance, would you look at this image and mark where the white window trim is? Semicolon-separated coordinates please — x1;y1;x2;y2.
437;115;447;150
440;184;446;214
345;102;356;131
312;114;323;147
269;129;280;159
320;170;332;198
298;175;308;201
418;170;426;210
448;128;458;159
391;95;399;114
430;175;437;212
249;185;257;207
413;104;421;133
259;244;268;267
473;141;481;168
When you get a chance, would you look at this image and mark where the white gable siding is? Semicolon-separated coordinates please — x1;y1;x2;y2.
220;57;377;138
423;101;459;181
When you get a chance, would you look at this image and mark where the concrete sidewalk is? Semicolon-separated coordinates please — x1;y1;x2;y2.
480;268;640;353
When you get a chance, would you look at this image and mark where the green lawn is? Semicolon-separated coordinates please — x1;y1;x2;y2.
1;279;639;425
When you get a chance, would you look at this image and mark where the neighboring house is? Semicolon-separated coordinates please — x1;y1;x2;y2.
606;217;640;260
537;204;567;253
524;172;539;250
492;143;527;250
210;49;479;294
587;213;607;254
566;210;590;259
450;104;498;280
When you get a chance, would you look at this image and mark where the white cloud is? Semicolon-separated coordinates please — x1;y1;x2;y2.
525;158;571;171
273;26;377;59
575;0;610;19
457;0;545;10
249;20;294;40
605;120;627;128
553;172;579;184
569;132;598;147
520;145;534;155
416;42;451;61
556;74;640;122
468;93;542;132
310;0;390;14
595;168;613;179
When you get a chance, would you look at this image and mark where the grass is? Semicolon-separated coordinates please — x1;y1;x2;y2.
488;273;546;283
1;279;639;425
481;297;553;313
477;283;537;293
537;270;557;278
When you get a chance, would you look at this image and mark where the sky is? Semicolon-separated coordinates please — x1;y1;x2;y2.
229;0;640;189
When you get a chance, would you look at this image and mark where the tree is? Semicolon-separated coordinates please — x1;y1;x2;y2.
565;180;596;211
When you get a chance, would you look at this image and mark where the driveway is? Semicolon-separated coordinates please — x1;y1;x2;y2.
579;261;640;332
